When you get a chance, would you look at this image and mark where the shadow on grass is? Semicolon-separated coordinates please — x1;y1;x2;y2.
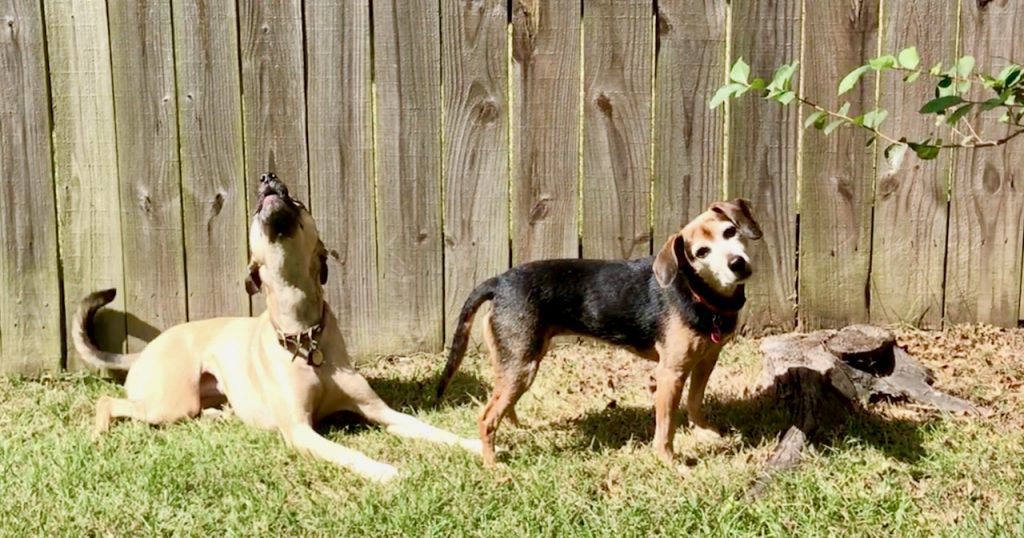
563;388;933;463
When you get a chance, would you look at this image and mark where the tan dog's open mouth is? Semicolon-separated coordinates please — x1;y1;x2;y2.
255;172;304;240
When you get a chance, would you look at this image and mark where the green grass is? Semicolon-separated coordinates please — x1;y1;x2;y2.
1;338;1022;536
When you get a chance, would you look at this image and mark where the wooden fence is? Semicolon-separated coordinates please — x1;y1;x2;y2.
1;0;1022;375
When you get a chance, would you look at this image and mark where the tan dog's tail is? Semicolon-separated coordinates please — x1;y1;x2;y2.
72;289;140;371
436;278;497;401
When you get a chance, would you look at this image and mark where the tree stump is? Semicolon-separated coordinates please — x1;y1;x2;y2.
745;325;978;499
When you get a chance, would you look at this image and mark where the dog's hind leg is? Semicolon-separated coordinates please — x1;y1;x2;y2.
93;395;198;440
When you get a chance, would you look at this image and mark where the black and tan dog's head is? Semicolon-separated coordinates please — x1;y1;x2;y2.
653;198;762;295
245;172;328;296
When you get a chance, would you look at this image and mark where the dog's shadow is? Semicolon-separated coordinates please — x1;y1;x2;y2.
565;388;932;464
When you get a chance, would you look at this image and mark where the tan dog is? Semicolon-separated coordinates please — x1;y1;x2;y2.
73;173;481;482
437;200;762;466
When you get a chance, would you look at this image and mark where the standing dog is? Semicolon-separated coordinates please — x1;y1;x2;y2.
74;173;481;482
436;200;762;466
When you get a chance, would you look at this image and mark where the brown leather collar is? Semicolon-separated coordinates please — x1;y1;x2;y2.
271;303;326;367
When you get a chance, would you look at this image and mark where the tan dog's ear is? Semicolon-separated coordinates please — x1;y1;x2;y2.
653;233;684;288
245;262;262;295
711;198;763;240
317;241;329;285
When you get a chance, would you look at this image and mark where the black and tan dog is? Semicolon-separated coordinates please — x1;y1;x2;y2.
436;200;762;466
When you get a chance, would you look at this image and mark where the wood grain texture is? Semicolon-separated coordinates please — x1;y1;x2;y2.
727;0;800;333
945;1;1024;326
0;0;61;374
44;0;126;369
306;1;380;358
511;0;581;263
172;0;249;321
372;0;443;352
582;0;652;260
798;0;878;328
653;0;727;242
238;0;308;206
441;0;509;340
108;0;186;351
870;0;957;328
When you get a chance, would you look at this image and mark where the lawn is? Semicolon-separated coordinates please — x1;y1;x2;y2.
1;326;1022;536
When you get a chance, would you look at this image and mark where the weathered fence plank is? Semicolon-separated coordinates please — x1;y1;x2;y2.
0;0;61;374
582;0;652;260
44;0;126;369
511;0;581;263
652;0;726;242
238;0;308;208
372;0;443;352
172;0;249;321
798;0;878;328
108;0;187;351
441;0;509;341
945;1;1024;325
306;1;380;357
727;0;800;333
870;0;957;328
239;0;308;316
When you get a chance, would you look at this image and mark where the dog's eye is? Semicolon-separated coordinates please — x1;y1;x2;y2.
723;226;737;239
695;247;711;259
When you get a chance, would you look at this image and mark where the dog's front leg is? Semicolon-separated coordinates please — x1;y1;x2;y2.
686;354;722;441
652;363;686;465
284;424;399;483
331;368;483;456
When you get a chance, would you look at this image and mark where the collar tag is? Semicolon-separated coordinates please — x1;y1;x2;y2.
710;317;723;344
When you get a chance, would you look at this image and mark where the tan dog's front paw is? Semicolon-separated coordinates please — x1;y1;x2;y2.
691;424;722;444
363;462;400;484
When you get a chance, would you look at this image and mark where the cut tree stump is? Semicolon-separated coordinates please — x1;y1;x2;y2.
745;324;979;499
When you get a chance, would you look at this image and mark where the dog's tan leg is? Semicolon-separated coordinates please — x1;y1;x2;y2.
652;363;686;465
93;395;197;439
477;360;538;467
330;367;483;455
686;354;721;440
285;424;399;483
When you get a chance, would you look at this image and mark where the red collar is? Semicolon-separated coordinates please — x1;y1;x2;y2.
689;287;741;317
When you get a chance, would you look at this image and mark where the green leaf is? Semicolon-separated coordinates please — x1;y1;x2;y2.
776;91;796;105
837;101;851;117
884;143;908;170
936;77;956;97
869;54;897;70
999;111;1011;123
908;141;940;160
730;58;750;84
903;70;922;83
838;65;870;95
1004;67;1022;88
709;82;745;109
767;61;799;92
865;137;876;148
956;55;976;78
945;103;974;125
749;77;767;90
862;109;889;129
804;110;827;129
823;118;845;135
897;47;920;70
920;95;963;114
956;80;971;94
929;62;943;76
981;97;1004;111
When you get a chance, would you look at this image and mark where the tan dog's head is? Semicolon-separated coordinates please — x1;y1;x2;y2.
653;199;762;295
245;172;328;299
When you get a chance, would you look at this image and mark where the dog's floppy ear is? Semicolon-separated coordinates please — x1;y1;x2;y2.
653;233;684;288
710;198;762;240
317;241;329;285
245;262;262;295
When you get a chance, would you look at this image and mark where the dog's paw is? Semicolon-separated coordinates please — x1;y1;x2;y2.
363;462;400;484
459;438;485;456
691;424;722;444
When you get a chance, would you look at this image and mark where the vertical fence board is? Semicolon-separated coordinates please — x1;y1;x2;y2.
108;0;186;350
0;0;61;374
582;0;652;259
45;0;126;369
441;0;509;341
306;1;379;357
511;0;581;263
172;0;249;321
870;0;956;328
727;0;800;333
798;0;878;328
373;0;443;352
653;0;726;242
239;0;307;206
946;2;1024;325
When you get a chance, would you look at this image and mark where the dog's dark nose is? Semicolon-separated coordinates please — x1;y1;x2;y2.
728;256;751;278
